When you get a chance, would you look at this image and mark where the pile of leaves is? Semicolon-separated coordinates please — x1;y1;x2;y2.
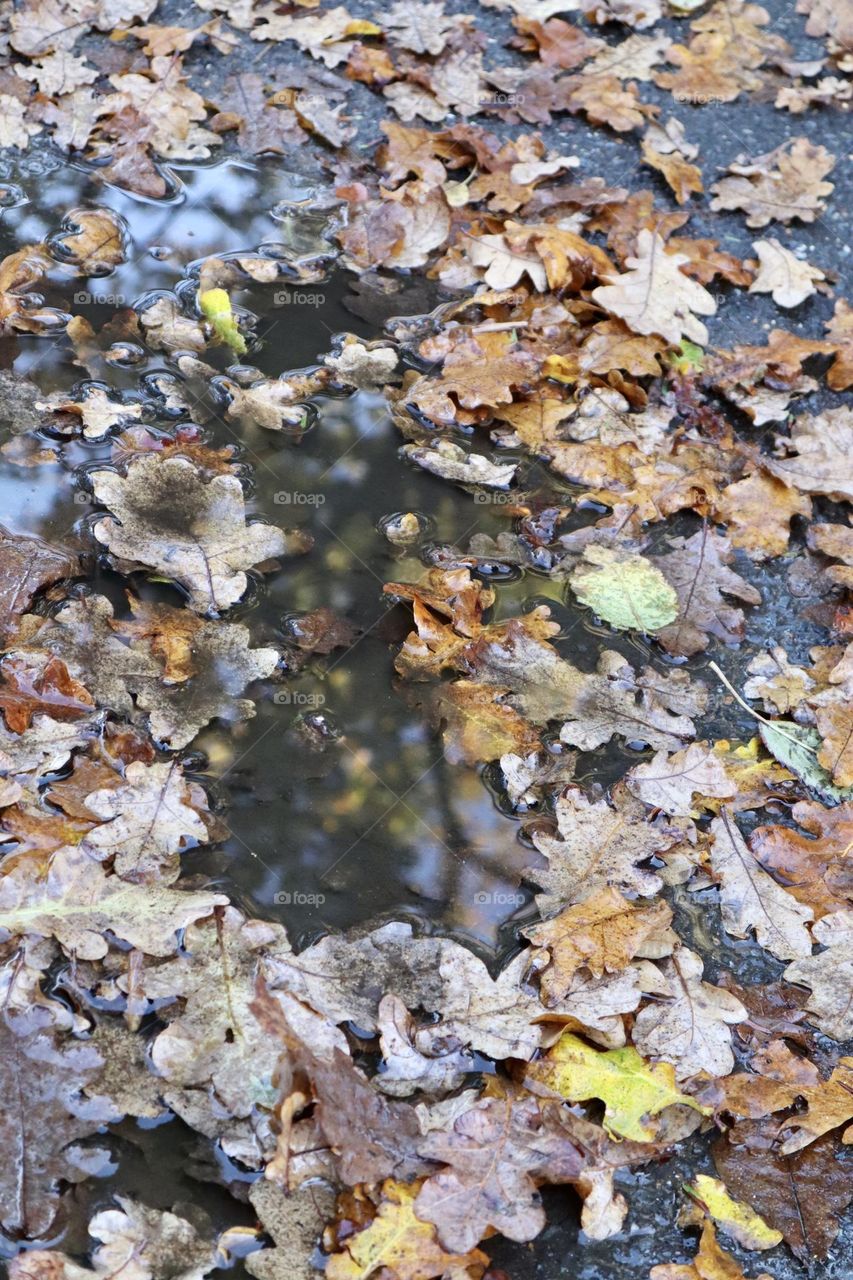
1;0;853;1278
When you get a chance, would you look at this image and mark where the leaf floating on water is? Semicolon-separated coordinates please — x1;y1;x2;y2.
568;546;679;633
198;287;247;354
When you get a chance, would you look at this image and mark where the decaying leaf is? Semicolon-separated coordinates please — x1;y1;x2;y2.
91;456;294;614
709;810;813;961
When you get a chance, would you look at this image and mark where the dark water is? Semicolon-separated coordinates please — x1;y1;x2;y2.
0;151;849;1279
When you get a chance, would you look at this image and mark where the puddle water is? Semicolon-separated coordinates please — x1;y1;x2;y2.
1;152;846;1279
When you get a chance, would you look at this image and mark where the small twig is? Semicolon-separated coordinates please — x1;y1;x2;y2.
707;661;817;756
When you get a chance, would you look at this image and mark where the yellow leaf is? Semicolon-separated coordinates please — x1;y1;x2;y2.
325;1179;487;1280
707;738;795;811
198;287;246;355
525;1033;709;1142
345;18;382;35
686;1175;783;1251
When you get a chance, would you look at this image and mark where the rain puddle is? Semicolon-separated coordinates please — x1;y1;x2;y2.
0;151;847;1279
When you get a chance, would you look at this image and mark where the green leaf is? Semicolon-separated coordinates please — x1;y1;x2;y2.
759;720;853;805
198;287;247;355
569;547;679;633
668;339;705;373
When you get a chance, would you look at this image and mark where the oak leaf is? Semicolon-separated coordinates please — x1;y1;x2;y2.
0;527;81;643
0;1014;116;1240
0;845;226;959
523;886;676;1002
568;546;678;633
748;238;825;307
633;947;747;1079
653;529;761;657
91;455;291;614
415;1094;584;1252
764;407;853;501
783;910;853;1041
524;785;676;910
685;1174;782;1251
627;744;737;817
710;138;835;227
750;801;853;920
526;1032;708;1142
591;230;717;345
713;1128;853;1261
709;810;813;961
326;1178;488;1280
11;1197;221;1280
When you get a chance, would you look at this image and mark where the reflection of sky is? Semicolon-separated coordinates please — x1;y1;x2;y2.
0;153;606;954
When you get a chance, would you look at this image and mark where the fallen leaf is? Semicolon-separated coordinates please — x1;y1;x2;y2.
591;230;717;345
92;455;292;614
627;744;737;817
568;546;679;632
709;810;813;961
526;1032;708;1142
783;909;853;1040
523;887;677;1002
524;785;675;910
327;1178;488;1279
653;529;762;657
713;1128;853;1261
748;238;825;307
710;138;835;227
685;1173;782;1251
633;948;747;1079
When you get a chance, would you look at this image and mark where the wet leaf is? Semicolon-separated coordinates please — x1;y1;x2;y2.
710;138;835;227
709;810;814;961
713;1128;853;1262
198;286;247;355
524;785;675;910
0;1013;116;1240
0;528;82;644
633;948;747;1079
11;1196;221;1280
568;546;679;632
0;846;227;959
684;1174;782;1251
327;1178;488;1279
92;455;293;614
526;1032;709;1142
591;230;717;346
523;886;677;1002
